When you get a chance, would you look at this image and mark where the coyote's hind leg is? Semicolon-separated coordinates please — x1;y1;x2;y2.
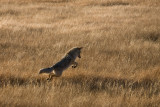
47;73;54;81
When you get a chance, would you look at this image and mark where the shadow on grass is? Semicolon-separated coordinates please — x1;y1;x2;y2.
88;1;130;7
100;2;129;7
40;0;70;3
0;74;159;97
136;32;160;43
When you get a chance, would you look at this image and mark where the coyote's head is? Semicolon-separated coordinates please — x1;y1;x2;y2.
68;47;83;59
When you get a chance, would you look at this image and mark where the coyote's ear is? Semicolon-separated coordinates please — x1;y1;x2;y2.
78;47;83;50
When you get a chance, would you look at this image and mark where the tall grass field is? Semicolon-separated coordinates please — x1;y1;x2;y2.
0;0;160;106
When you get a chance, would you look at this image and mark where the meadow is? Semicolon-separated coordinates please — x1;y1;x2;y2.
0;0;160;106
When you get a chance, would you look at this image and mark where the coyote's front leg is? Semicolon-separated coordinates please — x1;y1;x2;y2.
72;62;78;68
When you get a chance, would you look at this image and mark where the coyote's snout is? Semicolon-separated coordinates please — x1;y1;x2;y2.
39;47;83;81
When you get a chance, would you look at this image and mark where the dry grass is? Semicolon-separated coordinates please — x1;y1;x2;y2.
0;0;160;107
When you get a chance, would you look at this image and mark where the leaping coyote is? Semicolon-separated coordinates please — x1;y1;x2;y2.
39;47;83;81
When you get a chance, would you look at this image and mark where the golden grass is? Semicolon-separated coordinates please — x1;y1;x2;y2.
0;0;160;106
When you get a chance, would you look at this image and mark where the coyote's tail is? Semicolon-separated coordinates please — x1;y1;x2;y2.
39;67;53;74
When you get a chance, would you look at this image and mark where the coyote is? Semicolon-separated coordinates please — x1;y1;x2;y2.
39;47;83;81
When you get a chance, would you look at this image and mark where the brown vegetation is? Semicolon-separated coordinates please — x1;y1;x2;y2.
0;0;160;106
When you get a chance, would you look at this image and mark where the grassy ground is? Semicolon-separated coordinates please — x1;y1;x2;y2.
0;0;160;106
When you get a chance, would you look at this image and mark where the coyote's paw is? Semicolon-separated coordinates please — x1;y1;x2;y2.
72;65;77;68
47;77;53;81
47;78;51;81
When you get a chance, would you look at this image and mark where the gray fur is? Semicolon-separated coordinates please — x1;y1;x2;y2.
39;47;82;81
